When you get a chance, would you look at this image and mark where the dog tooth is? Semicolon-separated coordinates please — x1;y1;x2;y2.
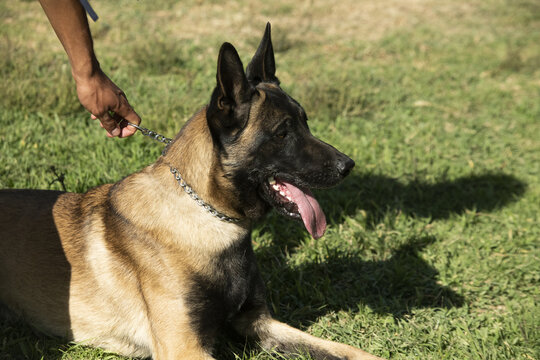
286;196;292;201
279;191;286;196
268;176;276;185
272;184;280;191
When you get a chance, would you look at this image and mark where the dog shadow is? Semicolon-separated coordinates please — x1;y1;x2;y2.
320;171;527;227
259;235;463;323
254;171;526;323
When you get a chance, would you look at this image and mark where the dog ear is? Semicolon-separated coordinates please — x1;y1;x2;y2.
216;42;251;108
207;42;253;142
246;22;279;85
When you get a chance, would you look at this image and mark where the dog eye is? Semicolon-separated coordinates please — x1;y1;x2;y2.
274;119;290;139
273;128;287;139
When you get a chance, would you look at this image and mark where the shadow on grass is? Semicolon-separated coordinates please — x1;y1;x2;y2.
263;236;463;324
320;171;527;227
255;171;526;323
0;312;131;360
0;315;67;360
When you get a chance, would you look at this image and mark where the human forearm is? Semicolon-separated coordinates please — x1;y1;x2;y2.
38;0;99;81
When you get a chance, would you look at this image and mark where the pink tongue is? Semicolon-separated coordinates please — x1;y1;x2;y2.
281;181;327;239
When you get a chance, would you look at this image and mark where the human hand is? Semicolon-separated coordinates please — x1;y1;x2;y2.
75;68;141;138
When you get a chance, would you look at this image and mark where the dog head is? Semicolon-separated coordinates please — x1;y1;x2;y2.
206;23;354;239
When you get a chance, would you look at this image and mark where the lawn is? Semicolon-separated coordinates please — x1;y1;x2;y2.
1;0;539;359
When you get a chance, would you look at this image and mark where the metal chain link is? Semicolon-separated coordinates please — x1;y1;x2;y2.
170;167;241;223
127;122;172;144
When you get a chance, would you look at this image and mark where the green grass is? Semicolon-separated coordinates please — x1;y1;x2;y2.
1;0;539;359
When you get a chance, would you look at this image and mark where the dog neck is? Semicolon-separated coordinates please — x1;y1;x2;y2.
159;107;245;221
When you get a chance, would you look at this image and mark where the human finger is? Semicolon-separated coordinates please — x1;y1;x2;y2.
111;112;138;138
97;111;121;137
114;94;141;138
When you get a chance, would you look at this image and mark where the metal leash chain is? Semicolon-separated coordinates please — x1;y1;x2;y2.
127;122;172;145
126;122;241;223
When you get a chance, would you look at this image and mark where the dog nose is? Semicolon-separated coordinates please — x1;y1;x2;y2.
337;156;355;177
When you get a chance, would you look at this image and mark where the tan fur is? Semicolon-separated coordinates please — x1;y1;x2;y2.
0;97;382;360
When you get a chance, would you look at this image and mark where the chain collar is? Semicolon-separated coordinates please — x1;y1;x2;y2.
126;122;241;223
170;167;241;223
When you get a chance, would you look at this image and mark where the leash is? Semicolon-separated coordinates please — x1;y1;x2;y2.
79;0;99;22
125;122;241;223
126;122;172;145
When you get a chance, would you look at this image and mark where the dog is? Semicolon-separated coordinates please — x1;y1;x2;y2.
0;24;382;360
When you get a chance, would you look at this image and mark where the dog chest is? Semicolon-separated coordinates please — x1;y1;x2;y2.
184;235;262;339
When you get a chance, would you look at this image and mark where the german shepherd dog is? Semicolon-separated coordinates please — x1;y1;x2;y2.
0;24;382;360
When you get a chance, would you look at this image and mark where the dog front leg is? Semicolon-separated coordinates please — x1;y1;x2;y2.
233;307;384;360
149;330;215;360
148;321;215;360
145;297;215;360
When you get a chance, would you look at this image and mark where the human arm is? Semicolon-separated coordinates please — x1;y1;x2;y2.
38;0;141;137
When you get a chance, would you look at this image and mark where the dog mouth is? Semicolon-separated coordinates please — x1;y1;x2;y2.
262;176;327;239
